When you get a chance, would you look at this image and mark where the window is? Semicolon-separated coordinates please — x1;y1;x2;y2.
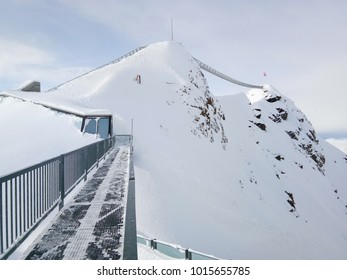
98;118;110;139
83;117;111;139
84;118;97;134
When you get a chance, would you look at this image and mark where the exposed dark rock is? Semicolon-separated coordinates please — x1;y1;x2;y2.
276;107;288;120
184;68;228;149
250;121;266;131
266;95;282;103
269;114;282;123
298;143;325;170
286;131;298;140
275;155;284;161
306;129;319;144
285;191;296;209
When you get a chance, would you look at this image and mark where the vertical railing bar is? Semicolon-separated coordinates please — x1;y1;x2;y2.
32;170;35;224
10;179;14;246
45;164;48;211
36;168;40;218
23;173;27;232
40;166;44;214
26;172;30;231
49;162;52;207
30;170;33;228
5;181;9;251
19;175;22;236
35;168;38;221
48;163;52;208
44;164;47;213
14;177;18;240
37;166;42;219
51;162;54;205
27;172;30;230
54;161;57;202
0;180;3;255
39;166;43;216
34;168;38;223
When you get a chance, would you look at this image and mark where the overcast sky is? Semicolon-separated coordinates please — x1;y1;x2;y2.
1;0;346;138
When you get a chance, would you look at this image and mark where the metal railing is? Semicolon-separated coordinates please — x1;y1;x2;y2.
47;46;146;92
194;58;263;89
46;43;261;92
0;136;117;259
137;235;220;260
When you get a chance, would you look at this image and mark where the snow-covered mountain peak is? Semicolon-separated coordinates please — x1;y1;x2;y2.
245;85;326;173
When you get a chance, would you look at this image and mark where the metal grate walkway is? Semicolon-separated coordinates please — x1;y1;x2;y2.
23;146;132;260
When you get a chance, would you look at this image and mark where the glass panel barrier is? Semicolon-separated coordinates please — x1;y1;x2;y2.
155;241;185;259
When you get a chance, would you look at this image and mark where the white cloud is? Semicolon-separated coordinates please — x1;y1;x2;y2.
0;38;53;72
0;37;92;91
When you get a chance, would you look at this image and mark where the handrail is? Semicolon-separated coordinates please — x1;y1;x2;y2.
137;235;220;260
194;58;263;89
0;136;118;259
46;44;261;92
47;46;146;92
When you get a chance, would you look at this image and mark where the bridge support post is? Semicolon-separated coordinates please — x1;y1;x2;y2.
58;155;65;210
185;249;192;260
83;148;87;181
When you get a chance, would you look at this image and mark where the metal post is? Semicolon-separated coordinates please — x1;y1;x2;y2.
5;181;9;249
131;119;134;139
150;239;157;250
185;249;192;260
10;180;13;246
171;18;174;41
96;143;99;168
0;179;3;255
58;155;65;210
84;148;87;181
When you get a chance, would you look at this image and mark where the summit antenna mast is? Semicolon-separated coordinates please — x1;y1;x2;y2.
171;18;174;40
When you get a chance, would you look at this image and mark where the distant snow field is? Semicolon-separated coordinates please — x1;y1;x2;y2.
326;138;347;154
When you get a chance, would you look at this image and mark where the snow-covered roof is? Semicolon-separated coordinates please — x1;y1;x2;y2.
0;91;112;117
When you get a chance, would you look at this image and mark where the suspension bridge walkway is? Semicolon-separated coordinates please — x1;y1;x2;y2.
47;44;263;92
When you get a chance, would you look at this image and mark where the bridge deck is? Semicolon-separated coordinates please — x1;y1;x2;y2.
23;146;131;260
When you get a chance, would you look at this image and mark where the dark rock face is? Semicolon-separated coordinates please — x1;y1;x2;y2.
177;63;228;149
266;95;282;103
249;120;266;131
285;191;296;209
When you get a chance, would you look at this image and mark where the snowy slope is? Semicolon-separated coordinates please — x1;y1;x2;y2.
1;41;346;259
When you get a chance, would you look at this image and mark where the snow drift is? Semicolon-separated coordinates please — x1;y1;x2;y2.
1;41;346;259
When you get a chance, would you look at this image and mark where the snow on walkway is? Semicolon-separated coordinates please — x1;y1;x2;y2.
23;146;130;260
